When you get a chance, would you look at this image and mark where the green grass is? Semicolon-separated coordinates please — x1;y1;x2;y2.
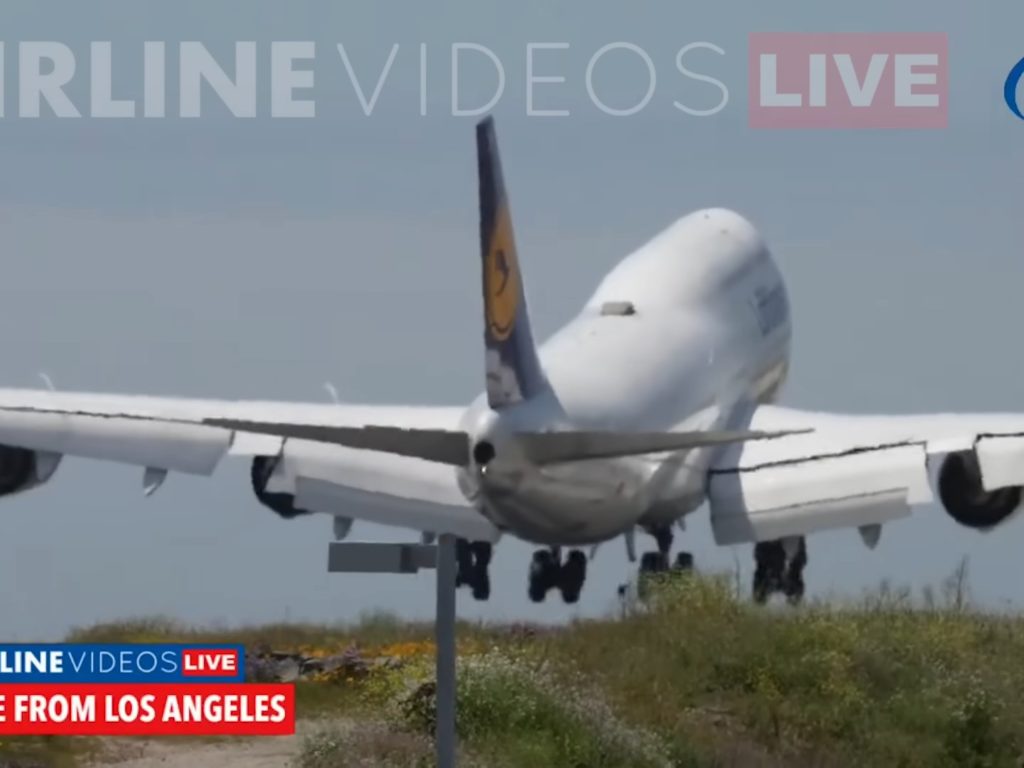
0;736;104;768
11;567;1024;767
533;573;1024;767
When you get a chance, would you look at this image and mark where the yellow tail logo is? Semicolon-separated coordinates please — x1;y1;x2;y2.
484;204;519;342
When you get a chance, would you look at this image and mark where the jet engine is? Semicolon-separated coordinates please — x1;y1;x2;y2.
0;445;61;497
937;450;1022;530
250;456;311;519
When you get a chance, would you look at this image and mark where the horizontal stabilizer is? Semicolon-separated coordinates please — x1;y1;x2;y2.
205;419;471;465
204;417;808;467
515;429;810;464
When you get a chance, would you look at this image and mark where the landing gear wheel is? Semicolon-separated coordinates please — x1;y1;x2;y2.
455;539;493;600
753;541;785;604
782;539;807;606
640;551;669;573
753;539;806;606
752;572;771;605
528;549;559;603
471;565;491;601
455;538;473;589
783;575;805;606
471;541;492;568
559;550;587;604
674;551;694;571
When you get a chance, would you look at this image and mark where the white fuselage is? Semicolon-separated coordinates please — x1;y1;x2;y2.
459;208;792;545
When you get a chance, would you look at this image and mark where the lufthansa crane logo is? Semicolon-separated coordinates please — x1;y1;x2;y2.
485;206;519;341
1006;56;1024;120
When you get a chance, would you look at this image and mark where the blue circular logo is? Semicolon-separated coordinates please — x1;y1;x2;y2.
1006;57;1024;120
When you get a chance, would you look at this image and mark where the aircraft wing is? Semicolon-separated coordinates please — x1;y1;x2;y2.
0;388;499;541
707;405;1024;546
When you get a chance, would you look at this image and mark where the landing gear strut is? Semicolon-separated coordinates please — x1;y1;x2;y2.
753;537;807;606
527;547;587;604
455;539;492;601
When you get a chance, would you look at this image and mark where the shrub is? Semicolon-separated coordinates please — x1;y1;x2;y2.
395;649;678;768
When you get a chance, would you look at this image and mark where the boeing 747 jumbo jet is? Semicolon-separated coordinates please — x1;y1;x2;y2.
0;117;1022;606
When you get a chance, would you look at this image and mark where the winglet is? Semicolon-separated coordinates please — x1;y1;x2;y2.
477;117;548;409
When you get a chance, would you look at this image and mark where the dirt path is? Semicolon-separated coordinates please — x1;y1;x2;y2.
88;720;338;768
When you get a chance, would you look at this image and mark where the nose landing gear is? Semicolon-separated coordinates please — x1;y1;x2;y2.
528;547;588;604
638;525;694;578
632;525;696;602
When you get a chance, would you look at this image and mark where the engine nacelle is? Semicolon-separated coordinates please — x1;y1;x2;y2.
937;450;1022;530
250;456;312;519
0;445;61;497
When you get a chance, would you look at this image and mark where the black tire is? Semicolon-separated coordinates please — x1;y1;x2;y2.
455;539;471;588
471;541;493;568
559;550;586;604
783;571;805;606
530;549;554;577
752;570;771;605
674;552;694;571
754;541;786;570
639;551;666;574
783;539;807;606
471;567;491;601
456;538;473;570
529;550;556;602
561;586;581;604
565;550;587;578
789;539;808;570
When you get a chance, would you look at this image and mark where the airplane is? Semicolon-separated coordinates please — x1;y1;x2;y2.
0;116;1022;607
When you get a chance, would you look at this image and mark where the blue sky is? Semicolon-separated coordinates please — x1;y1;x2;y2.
0;0;1022;637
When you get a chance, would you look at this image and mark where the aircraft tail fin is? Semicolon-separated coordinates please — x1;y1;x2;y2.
476;116;549;410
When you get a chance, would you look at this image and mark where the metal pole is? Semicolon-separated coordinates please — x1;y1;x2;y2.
434;533;457;768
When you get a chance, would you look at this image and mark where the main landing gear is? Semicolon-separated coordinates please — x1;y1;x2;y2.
638;525;694;577
455;539;492;601
528;547;587;604
753;537;807;606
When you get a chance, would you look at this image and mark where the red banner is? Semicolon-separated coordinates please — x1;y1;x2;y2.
0;684;295;735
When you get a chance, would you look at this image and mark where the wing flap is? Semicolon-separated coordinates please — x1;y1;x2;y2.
709;444;927;545
712;489;910;546
267;438;496;541
709;405;1024;544
229;432;285;457
976;434;1024;491
0;409;232;475
295;477;497;542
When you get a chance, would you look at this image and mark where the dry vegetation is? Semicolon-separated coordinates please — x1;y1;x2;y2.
4;563;1024;767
